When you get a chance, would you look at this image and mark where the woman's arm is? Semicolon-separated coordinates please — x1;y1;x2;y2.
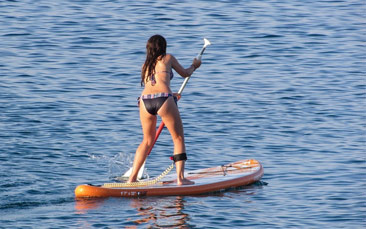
170;54;201;78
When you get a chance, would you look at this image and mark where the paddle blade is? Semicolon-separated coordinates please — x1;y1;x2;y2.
121;167;133;178
120;161;146;180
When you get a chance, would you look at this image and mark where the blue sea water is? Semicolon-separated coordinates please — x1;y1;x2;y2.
1;0;365;228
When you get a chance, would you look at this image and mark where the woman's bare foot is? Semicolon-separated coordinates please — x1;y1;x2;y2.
177;178;195;186
127;177;137;183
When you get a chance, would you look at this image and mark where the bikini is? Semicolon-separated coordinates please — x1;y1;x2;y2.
138;71;177;116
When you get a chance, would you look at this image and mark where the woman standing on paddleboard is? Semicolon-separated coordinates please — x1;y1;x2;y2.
128;35;201;185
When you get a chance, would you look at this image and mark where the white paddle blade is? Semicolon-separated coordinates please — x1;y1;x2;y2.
121;161;145;180
122;167;132;178
137;162;145;179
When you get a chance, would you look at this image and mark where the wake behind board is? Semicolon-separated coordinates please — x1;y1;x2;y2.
75;159;263;198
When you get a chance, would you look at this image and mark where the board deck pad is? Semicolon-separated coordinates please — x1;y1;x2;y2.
75;159;263;198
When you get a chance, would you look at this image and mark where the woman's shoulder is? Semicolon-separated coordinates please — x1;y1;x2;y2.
159;53;175;64
164;53;177;63
164;53;174;59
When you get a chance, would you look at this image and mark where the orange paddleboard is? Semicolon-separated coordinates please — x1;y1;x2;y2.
75;159;263;198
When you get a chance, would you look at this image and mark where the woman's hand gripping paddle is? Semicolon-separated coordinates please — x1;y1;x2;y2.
121;38;211;180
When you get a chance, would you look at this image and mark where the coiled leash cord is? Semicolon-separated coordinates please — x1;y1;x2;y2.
102;153;187;188
103;163;174;188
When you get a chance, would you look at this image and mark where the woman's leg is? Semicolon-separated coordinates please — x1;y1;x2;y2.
158;97;194;185
128;100;157;183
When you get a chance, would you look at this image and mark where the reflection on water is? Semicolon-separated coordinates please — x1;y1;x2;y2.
129;196;189;228
75;196;189;227
75;198;107;214
74;183;265;227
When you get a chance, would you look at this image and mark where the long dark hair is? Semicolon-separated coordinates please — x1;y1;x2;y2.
141;35;167;86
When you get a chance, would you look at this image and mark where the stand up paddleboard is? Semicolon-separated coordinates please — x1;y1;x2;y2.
75;159;263;198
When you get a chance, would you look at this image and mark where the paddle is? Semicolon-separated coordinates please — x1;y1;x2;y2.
122;38;211;180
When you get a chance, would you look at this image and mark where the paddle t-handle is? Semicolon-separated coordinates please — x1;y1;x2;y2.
177;38;211;95
196;38;211;61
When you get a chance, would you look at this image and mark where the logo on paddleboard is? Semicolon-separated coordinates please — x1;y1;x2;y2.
120;191;147;197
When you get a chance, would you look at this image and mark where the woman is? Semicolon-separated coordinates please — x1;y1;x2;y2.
128;35;201;185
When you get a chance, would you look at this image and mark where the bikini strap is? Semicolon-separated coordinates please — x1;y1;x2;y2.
155;70;171;74
150;74;156;86
148;70;174;86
